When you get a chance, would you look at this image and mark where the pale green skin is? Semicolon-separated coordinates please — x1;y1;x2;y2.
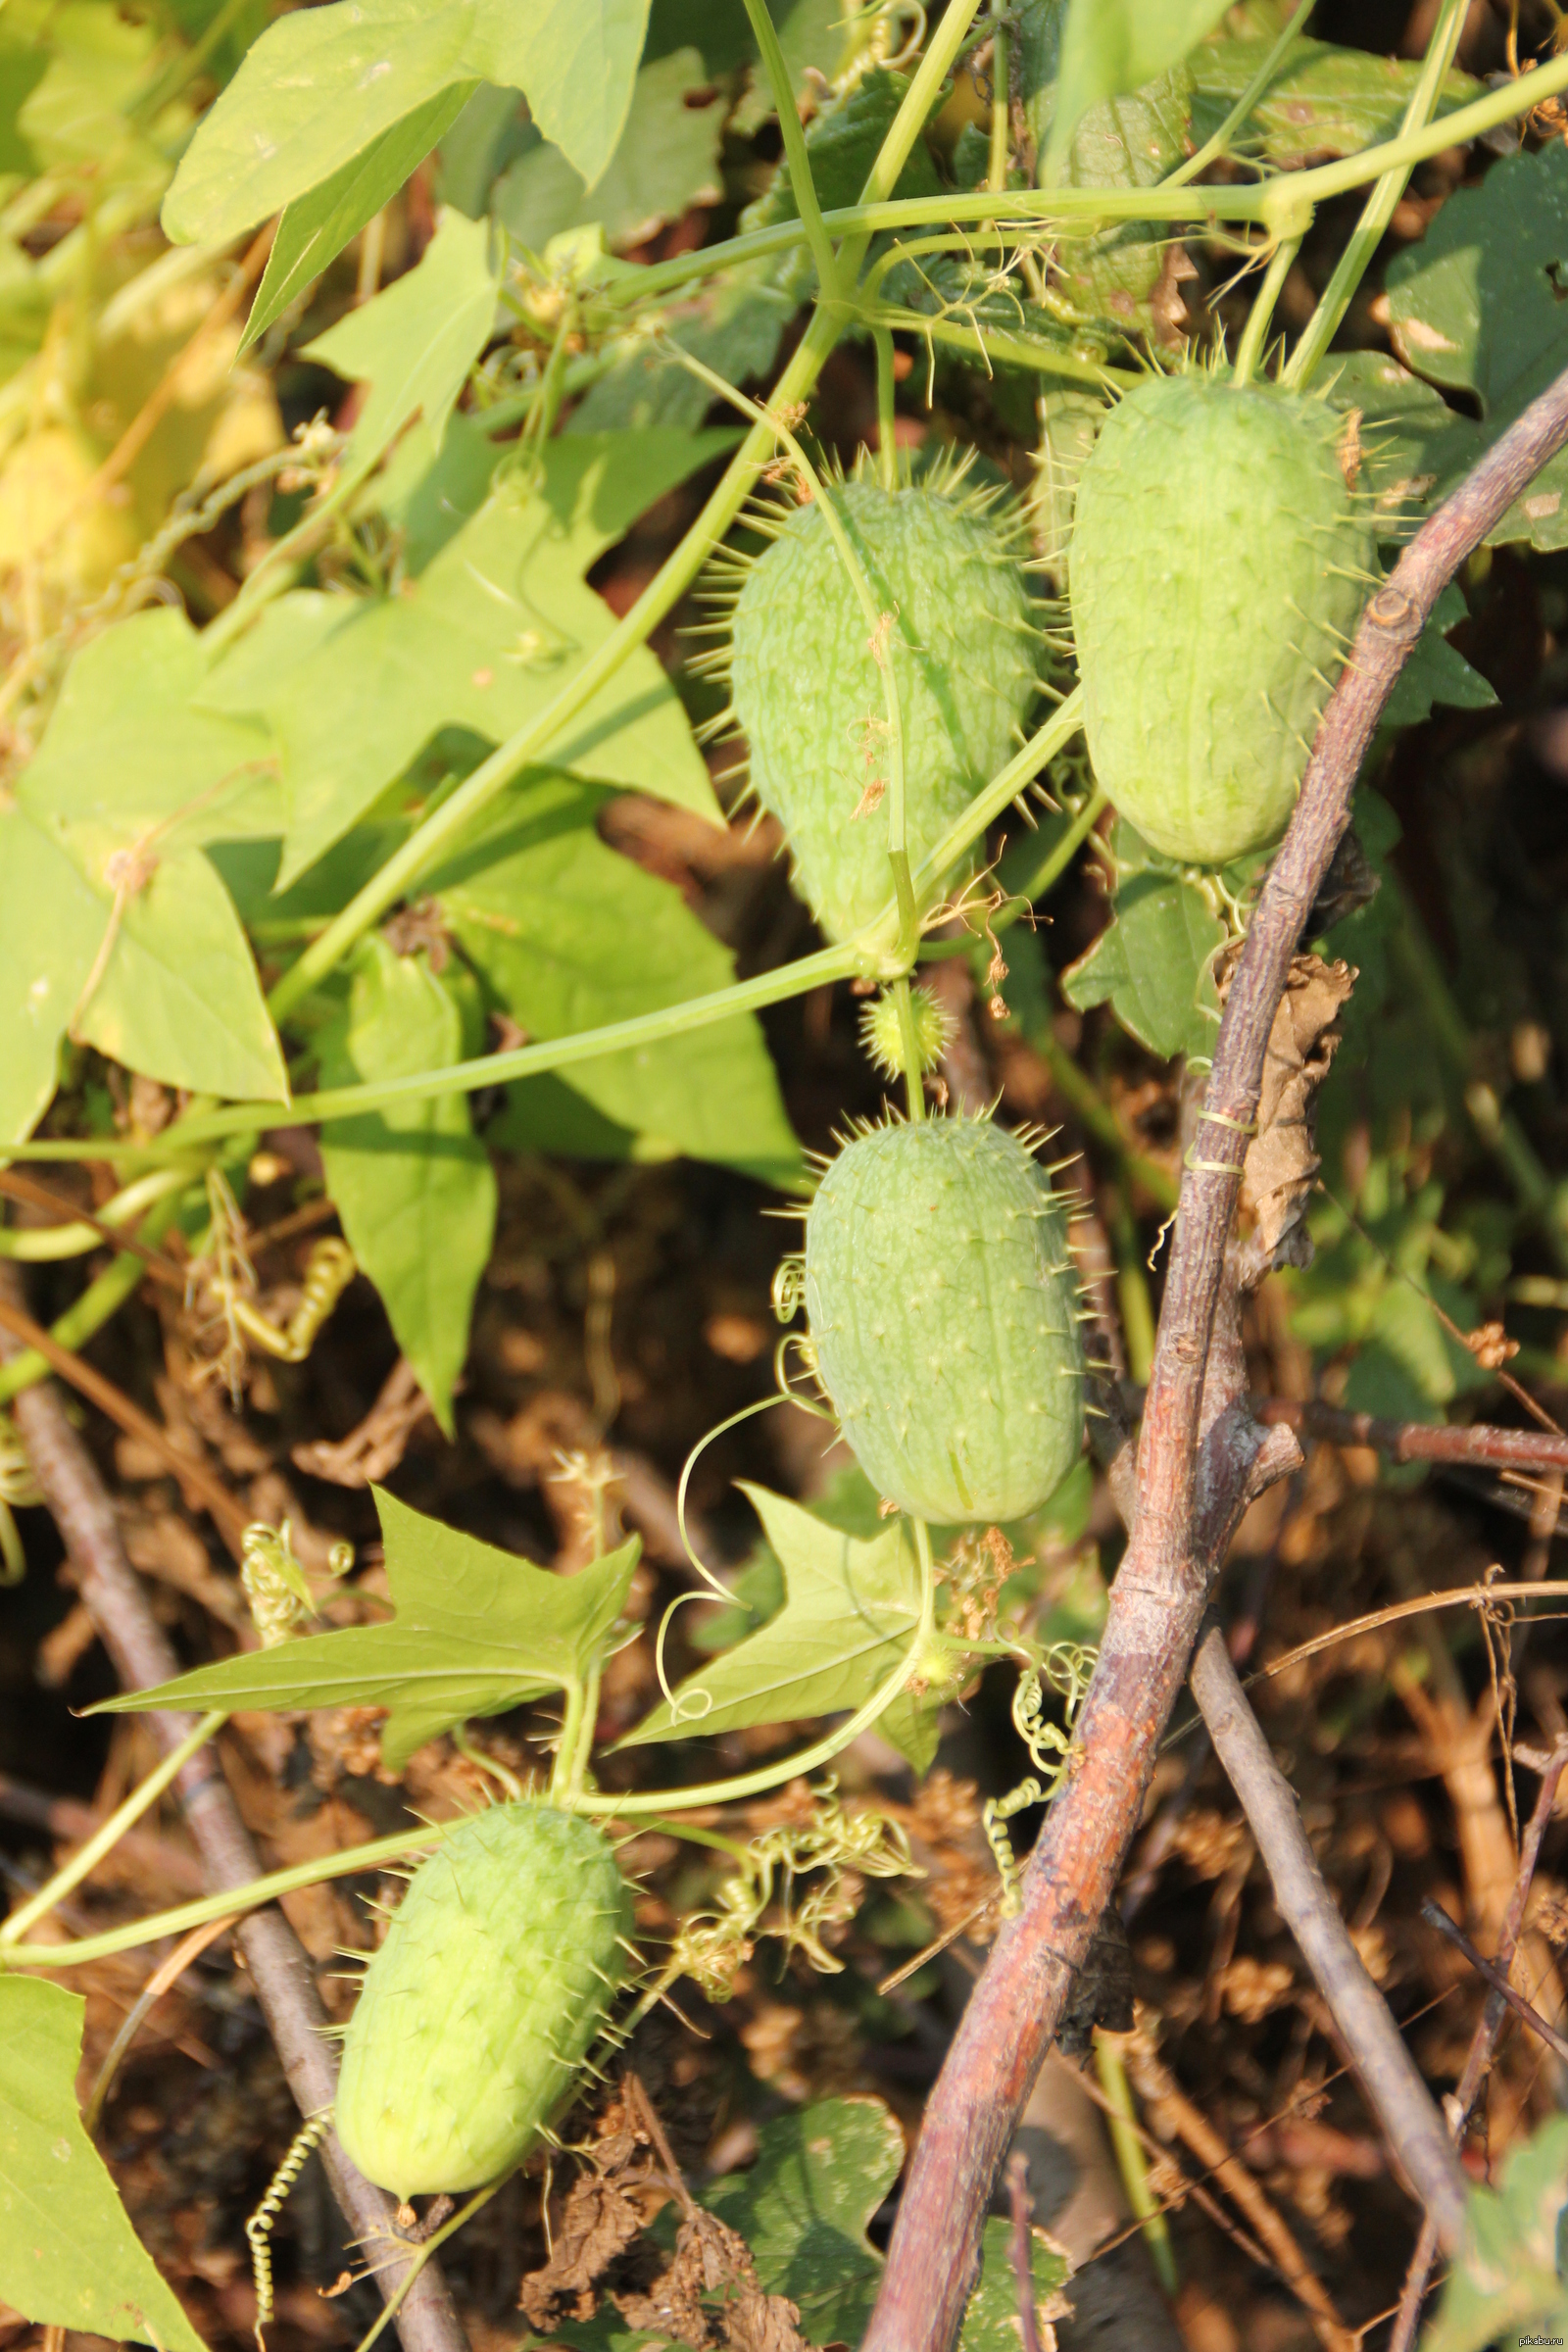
335;1803;629;2199
729;481;1038;942
1069;374;1376;868
804;1119;1086;1524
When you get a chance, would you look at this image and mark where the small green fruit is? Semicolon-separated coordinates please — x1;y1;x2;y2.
802;1116;1085;1524
335;1803;630;2198
727;474;1038;941
1069;372;1375;867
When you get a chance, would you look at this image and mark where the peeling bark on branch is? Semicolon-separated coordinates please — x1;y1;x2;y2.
865;358;1568;2352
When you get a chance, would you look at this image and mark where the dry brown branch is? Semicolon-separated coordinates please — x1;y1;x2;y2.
1259;1396;1568;1473
1389;1736;1568;2350
0;1298;468;2352
865;352;1568;2352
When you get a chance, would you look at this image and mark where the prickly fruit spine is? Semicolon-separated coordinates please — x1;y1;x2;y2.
334;1802;630;2198
1068;372;1376;868
802;1116;1086;1525
721;470;1039;942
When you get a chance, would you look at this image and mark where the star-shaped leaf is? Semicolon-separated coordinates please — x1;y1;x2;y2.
621;1485;921;1746
92;1491;638;1771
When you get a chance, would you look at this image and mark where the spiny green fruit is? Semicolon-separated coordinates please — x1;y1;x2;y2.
802;1116;1086;1524
1069;372;1376;868
859;983;955;1078
724;471;1039;941
335;1803;630;2198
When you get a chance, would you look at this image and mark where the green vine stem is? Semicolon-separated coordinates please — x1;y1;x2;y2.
892;977;929;1121
1283;0;1468;390
0;1708;226;1945
741;0;841;298
0;1187;193;1400
1230;231;1301;388
8;691;1090;1167
261;1;983;1029
0;1522;941;1975
1161;0;1315;191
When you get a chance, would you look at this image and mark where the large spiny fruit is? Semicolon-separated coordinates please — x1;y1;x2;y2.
334;1803;630;2198
726;473;1038;941
1069;372;1375;868
803;1117;1085;1524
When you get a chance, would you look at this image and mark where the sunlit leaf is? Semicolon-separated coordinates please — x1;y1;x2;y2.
959;2218;1073;2350
622;1485;920;1744
163;0;652;245
431;777;799;1184
199;428;732;884
242;84;476;355
0;805;103;1149
0;1977;207;2352
318;939;496;1428
303;207;501;472
93;1492;641;1773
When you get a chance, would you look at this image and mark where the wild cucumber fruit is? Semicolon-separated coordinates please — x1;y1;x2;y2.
721;469;1038;942
802;1116;1086;1523
1069;373;1376;868
859;983;955;1079
334;1803;630;2197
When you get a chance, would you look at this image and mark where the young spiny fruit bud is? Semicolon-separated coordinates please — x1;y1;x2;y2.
726;472;1039;941
1069;372;1376;868
802;1116;1086;1524
334;1803;631;2197
859;984;956;1079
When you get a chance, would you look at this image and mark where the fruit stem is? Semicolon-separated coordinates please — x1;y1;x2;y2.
873;323;899;490
1282;0;1467;390
1231;231;1300;389
892;977;929;1120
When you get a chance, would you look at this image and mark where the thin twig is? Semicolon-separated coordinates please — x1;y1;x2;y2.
1389;1736;1568;2351
1190;1626;1466;2244
0;1298;469;2352
1004;2153;1043;2352
1259;1396;1568;1473
0;1170;185;1285
866;345;1568;2352
0;1292;251;1557
1420;1900;1568;2063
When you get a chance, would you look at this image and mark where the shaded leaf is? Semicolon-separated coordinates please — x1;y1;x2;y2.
1043;0;1228;174
959;2219;1073;2350
622;1484;920;1744
432;777;798;1183
1019;6;1194;340
1386;141;1568;548
243;84;475;355
1191;33;1481;169
317;939;496;1428
1422;2115;1568;2352
0;1977;207;2351
93;1492;640;1773
0;40;45;176
704;2095;906;2348
495;48;725;254
1061;863;1224;1060
1383;584;1497;729
568;275;793;434
163;0;652;246
303;207;501;473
